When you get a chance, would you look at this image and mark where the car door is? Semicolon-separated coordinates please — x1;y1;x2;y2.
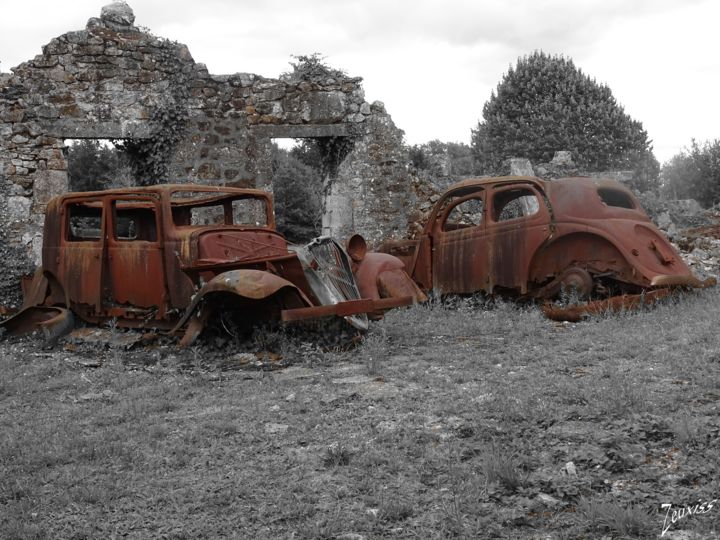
485;184;552;293
431;189;490;294
60;198;106;315
105;195;168;319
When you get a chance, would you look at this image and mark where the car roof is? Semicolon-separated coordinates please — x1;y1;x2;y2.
53;183;272;202
445;176;543;192
445;175;634;195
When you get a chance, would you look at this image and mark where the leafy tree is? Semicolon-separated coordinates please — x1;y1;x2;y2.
66;139;132;192
409;140;476;180
661;139;720;207
273;137;354;243
272;144;323;242
472;51;658;189
291;137;353;177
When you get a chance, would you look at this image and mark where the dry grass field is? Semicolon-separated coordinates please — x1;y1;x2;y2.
2;290;720;538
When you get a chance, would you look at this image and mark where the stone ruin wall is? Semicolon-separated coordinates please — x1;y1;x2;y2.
0;3;416;306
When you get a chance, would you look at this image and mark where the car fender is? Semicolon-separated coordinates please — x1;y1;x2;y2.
12;267;68;310
1;267;73;341
354;252;427;303
529;229;637;285
171;269;311;334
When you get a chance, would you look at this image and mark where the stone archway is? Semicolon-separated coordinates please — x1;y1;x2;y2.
0;2;415;305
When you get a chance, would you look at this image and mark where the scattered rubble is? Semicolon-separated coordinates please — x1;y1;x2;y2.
639;193;720;281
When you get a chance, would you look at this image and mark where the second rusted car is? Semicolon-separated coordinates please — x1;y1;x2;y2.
379;176;712;306
2;184;425;345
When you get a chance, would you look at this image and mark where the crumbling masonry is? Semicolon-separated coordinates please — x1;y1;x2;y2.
0;2;414;305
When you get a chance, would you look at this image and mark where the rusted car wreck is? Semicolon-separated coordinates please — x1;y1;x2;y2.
379;175;713;318
1;185;425;345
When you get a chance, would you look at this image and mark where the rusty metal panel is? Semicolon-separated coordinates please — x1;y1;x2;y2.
59;243;103;309
386;175;712;307
281;296;413;323
433;226;490;293
105;197;167;313
107;243;166;309
196;230;288;263
2;183;429;343
542;288;674;322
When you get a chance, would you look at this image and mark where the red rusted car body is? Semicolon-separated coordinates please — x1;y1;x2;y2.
2;185;425;344
379;176;712;305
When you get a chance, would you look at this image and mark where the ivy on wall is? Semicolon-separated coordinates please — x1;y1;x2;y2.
117;39;191;185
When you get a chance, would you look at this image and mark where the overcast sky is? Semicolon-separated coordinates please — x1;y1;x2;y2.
1;0;718;164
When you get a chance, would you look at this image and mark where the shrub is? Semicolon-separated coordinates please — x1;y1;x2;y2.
661;139;720;206
472;51;659;189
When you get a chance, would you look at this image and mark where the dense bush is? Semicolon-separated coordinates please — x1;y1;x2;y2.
281;53;346;83
66;139;132;192
661;139;720;207
272;143;323;242
472;51;658;190
408;140;476;182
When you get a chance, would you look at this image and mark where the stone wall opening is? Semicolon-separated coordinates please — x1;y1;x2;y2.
269;137;342;243
64;138;134;192
0;2;415;304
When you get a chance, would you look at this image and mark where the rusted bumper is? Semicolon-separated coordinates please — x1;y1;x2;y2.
542;289;674;322
650;275;716;288
281;296;413;323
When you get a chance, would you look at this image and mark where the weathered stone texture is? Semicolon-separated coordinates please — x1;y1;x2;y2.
325;102;413;244
0;3;415;302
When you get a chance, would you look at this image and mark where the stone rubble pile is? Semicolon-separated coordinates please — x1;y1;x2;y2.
405;175;442;238
642;194;720;281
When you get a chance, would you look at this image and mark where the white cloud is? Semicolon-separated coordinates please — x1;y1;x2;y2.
1;0;718;163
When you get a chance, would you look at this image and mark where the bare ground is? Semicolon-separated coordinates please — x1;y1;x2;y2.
1;291;720;539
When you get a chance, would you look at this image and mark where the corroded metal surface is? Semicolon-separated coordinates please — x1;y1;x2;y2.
0;306;74;344
1;185;422;344
542;289;674;322
379;175;711;310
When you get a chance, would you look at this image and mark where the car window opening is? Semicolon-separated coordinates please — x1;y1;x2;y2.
493;188;540;222
171;195;268;228
114;200;157;242
598;188;635;209
68;203;102;241
443;198;485;231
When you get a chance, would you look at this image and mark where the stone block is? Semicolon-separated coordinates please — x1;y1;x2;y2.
101;1;136;27
197;163;221;180
59;105;82;117
47;157;67;170
550;150;574;167
7;196;32;222
32;56;59;69
1;109;25;123
43;38;70;55
509;158;534;176
32;169;68;207
48;93;76;105
36;105;60;119
304;91;347;123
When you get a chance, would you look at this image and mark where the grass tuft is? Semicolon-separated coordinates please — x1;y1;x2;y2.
322;443;352;467
482;445;529;491
360;328;388;375
577;497;654;537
